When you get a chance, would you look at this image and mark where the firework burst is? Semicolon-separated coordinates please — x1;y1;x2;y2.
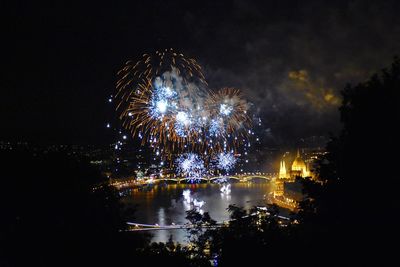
176;153;206;182
115;49;254;175
205;87;252;152
216;152;237;173
116;49;208;153
206;88;251;134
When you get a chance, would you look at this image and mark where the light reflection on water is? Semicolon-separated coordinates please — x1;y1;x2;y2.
121;181;272;243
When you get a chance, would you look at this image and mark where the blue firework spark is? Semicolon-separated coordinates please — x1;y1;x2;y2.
174;111;191;137
176;153;206;182
217;152;237;172
209;118;225;137
219;103;233;116
149;83;177;120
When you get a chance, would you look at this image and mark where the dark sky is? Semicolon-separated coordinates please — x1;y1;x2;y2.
3;0;400;145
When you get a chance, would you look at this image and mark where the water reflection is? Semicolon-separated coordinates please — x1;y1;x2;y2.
182;189;205;214
121;181;272;243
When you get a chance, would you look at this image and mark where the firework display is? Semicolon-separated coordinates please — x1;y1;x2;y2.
204;87;251;153
176;153;206;182
116;49;208;154
216;152;237;173
114;49;254;180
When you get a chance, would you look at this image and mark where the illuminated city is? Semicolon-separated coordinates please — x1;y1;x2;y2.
3;1;399;266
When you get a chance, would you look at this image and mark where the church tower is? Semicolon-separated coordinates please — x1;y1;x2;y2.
279;159;287;179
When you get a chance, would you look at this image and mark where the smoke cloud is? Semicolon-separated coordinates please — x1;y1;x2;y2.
181;0;400;144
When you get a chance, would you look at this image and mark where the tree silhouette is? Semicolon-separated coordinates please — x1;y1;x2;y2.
0;150;149;267
298;57;400;264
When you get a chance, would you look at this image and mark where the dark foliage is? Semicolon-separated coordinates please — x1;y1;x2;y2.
182;205;302;266
298;57;400;264
0;150;149;267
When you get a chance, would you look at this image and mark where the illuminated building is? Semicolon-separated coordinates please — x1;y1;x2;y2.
268;178;298;211
273;179;284;196
278;149;311;180
290;149;310;178
270;149;315;211
278;159;287;179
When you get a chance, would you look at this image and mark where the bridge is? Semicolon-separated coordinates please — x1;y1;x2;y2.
125;222;219;231
156;173;276;183
125;208;290;232
111;173;277;189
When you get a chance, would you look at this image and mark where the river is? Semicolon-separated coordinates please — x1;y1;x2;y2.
120;181;274;243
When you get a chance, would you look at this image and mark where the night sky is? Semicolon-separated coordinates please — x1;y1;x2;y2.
3;0;400;145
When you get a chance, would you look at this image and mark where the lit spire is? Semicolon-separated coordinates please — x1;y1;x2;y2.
279;159;287;179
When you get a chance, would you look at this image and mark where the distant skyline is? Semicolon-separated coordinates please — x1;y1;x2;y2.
3;0;400;145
